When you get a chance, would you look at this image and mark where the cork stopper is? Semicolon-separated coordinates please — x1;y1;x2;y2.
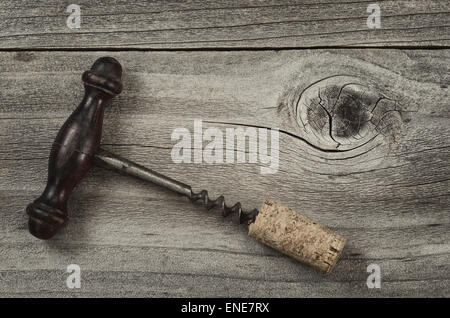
248;199;346;274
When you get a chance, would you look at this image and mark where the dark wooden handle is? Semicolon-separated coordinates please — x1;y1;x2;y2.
26;57;123;240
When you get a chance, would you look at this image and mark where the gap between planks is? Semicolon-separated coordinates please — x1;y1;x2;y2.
0;46;450;53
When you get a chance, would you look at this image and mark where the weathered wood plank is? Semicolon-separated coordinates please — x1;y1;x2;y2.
0;50;449;297
0;0;449;49
0;270;448;297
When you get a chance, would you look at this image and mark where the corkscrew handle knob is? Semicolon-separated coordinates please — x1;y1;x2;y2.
26;57;123;240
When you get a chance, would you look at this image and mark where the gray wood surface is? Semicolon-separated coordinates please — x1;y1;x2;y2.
0;50;449;297
0;0;449;49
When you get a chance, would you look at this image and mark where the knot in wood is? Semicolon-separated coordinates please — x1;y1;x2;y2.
295;75;403;151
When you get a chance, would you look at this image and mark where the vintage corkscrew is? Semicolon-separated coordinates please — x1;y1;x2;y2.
26;57;346;274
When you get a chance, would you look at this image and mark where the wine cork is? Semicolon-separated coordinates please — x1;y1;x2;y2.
248;199;346;274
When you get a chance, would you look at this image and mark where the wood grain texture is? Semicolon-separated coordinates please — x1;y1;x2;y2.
0;0;449;49
0;50;448;297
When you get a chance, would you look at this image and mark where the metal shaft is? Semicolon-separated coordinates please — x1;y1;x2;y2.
95;148;192;197
93;148;258;223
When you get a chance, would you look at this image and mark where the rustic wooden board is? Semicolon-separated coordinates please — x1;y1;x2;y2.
0;0;449;49
0;50;448;297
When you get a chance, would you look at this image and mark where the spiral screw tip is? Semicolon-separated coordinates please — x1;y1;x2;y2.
189;189;258;223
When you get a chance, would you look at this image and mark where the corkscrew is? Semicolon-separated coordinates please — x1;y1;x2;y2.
94;148;259;224
26;57;346;274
